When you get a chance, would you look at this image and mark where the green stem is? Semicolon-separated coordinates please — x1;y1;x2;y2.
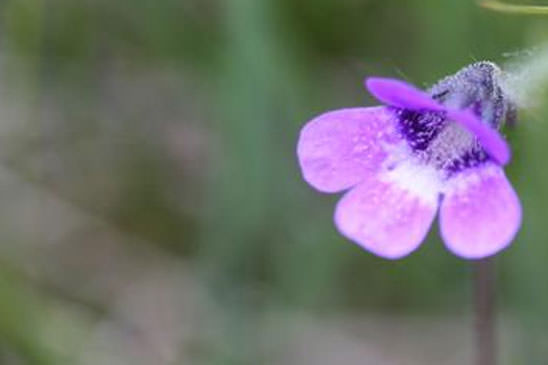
474;258;497;365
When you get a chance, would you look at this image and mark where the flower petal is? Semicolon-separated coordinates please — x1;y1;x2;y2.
334;161;440;259
297;107;401;193
440;163;521;259
447;109;510;165
365;77;444;111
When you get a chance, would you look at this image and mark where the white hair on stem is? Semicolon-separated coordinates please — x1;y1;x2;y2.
499;45;548;109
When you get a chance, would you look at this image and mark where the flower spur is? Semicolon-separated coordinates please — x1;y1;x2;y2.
297;62;521;259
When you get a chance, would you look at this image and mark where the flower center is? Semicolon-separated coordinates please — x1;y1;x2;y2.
394;108;488;175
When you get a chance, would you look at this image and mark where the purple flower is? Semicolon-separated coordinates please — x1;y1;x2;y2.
297;62;521;259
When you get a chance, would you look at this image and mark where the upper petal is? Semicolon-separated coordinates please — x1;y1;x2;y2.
447;109;510;165
297;107;401;193
439;163;521;259
334;160;441;259
366;77;444;111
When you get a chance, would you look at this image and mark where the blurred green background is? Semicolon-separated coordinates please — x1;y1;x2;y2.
0;0;546;364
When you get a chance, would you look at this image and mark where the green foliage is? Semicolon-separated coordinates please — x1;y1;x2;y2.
0;0;547;362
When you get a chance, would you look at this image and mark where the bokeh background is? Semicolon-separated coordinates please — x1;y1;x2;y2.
0;0;546;364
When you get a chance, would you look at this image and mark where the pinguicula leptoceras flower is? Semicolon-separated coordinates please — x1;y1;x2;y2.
297;62;521;259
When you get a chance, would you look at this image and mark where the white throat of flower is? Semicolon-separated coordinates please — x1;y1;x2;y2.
380;141;443;205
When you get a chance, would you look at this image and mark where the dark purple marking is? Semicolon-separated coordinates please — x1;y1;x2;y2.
393;108;447;151
445;148;489;175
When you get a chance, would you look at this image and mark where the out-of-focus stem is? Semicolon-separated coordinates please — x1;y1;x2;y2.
480;0;548;15
474;258;496;365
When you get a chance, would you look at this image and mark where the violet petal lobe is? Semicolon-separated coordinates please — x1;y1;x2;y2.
334;161;440;259
365;77;444;111
439;163;521;259
297;107;401;193
447;109;511;165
